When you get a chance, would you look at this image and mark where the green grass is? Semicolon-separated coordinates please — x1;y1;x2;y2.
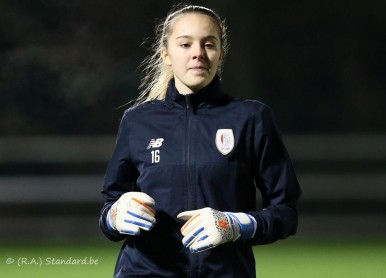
0;240;119;278
254;238;386;278
1;238;386;277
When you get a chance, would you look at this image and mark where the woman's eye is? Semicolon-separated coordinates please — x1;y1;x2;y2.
180;43;190;48
205;43;215;49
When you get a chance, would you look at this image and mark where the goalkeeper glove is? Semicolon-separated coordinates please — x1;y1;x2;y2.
177;207;257;253
106;192;156;235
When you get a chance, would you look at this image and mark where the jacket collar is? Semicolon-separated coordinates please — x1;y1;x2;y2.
164;75;228;110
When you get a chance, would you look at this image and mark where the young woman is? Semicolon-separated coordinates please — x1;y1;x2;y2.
99;5;301;278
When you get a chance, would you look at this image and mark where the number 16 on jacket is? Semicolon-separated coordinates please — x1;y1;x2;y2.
147;138;163;164
151;150;160;163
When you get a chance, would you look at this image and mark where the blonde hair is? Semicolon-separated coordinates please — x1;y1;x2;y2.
134;5;228;106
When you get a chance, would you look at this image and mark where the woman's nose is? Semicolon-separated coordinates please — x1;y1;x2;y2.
192;45;205;59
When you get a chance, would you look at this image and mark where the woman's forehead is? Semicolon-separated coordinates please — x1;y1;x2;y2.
168;13;221;39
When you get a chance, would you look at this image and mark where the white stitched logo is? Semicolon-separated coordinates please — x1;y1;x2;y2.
215;129;234;155
147;138;164;149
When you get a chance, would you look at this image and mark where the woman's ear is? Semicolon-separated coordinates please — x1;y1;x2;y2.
161;47;172;66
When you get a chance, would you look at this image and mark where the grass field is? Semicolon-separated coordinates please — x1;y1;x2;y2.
1;238;385;278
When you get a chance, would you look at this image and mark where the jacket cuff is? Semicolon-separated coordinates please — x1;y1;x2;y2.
99;203;126;242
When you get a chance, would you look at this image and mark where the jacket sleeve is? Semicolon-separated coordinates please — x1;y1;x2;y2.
248;104;301;245
99;110;139;242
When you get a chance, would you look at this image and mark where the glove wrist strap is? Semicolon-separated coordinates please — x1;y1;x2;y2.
106;202;118;232
226;212;257;240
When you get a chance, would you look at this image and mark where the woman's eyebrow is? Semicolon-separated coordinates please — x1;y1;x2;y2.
175;35;219;41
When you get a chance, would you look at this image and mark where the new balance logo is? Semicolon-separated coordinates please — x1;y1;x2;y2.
147;138;164;149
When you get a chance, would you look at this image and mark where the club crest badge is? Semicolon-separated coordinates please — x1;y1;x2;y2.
215;129;234;155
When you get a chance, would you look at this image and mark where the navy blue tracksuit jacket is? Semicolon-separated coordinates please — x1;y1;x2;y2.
99;77;301;277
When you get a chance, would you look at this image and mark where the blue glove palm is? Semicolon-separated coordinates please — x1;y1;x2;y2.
177;207;257;253
107;192;156;235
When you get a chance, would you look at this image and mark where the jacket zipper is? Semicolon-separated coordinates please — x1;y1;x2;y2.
185;95;196;278
185;95;193;209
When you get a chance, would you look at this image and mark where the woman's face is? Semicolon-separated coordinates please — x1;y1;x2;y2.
162;13;223;94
